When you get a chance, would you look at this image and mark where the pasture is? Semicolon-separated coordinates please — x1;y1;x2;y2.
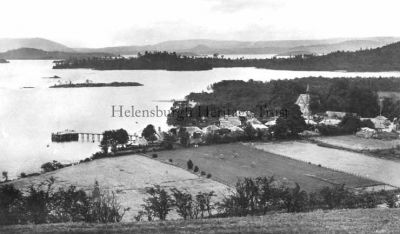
152;143;384;192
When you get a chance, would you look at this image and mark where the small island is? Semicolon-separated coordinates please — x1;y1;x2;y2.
49;81;143;88
43;75;61;79
53;51;213;71
0;58;9;63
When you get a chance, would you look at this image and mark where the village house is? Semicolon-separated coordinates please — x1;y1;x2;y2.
325;111;348;119
171;99;197;110
361;116;391;131
203;124;220;134
319;118;341;126
219;115;242;128
247;118;268;130
265;117;277;127
131;136;148;147
356;127;377;139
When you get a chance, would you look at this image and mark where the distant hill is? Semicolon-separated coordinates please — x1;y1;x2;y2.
259;41;400;71
0;38;74;52
285;40;389;55
0;48;114;60
75;37;400;56
2;37;399;60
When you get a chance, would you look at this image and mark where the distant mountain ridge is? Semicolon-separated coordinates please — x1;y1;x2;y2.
0;48;113;60
74;37;400;55
257;41;400;71
0;38;74;52
1;37;400;58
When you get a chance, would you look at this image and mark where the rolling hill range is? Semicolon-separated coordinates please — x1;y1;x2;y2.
260;41;400;71
0;38;74;52
1;37;399;59
75;37;400;55
0;48;113;60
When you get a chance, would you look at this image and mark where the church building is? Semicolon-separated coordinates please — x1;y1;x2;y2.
295;84;311;117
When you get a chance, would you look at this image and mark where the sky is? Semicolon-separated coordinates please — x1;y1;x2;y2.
0;0;399;47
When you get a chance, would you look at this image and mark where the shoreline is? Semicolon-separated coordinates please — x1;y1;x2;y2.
49;81;143;88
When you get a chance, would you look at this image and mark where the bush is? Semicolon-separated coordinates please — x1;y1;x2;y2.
282;183;309;213
171;188;194;220
195;191;215;218
91;151;107;160
201;171;206;176
194;166;199;172
339;115;361;134
88;181;128;223
152;153;158;158
169;159;173;163
317;125;347;136
207;173;212;178
19;172;27;178
187;160;194;170
0;178;127;225
40;160;65;173
161;142;173;150
140;185;173;221
0;184;23;225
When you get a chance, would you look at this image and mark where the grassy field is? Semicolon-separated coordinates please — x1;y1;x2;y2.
151;143;383;192
2;208;400;233
7;155;229;221
251;141;400;188
312;135;400;151
311;135;400;161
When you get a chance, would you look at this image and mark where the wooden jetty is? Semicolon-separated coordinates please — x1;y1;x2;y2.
52;130;136;143
51;130;79;142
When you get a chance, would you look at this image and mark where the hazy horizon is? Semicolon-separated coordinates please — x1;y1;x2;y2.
1;36;400;50
1;0;400;48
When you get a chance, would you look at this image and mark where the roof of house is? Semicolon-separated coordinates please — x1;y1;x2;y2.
203;125;220;132
265;119;277;126
185;126;203;135
319;119;341;126
228;126;245;132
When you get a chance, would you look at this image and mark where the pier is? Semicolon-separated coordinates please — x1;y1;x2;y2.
52;131;136;143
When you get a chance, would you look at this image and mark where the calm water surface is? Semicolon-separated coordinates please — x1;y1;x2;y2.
1;60;400;178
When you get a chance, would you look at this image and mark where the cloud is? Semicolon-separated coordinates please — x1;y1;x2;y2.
208;0;283;13
113;21;214;45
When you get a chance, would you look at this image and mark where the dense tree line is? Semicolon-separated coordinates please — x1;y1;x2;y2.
53;51;213;71
185;77;400;118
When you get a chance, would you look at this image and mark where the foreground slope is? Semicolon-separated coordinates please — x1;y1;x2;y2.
8;155;229;221
2;208;400;233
